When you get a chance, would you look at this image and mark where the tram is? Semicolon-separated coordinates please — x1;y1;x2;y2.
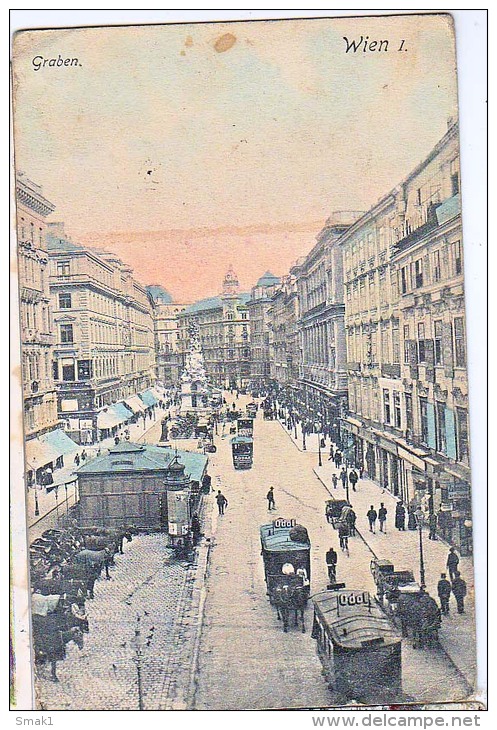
237;417;254;438
230;435;253;469
311;588;402;703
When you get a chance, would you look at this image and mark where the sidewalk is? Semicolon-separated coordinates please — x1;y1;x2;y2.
278;419;477;688
276;416;322;453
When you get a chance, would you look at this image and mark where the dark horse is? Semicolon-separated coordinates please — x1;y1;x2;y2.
32;602;86;681
271;581;308;633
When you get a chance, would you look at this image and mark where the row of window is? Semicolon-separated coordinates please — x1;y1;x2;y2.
403;317;466;368
398;241;462;294
381;389;468;463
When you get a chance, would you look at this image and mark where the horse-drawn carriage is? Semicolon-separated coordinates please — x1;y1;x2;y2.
370;558;441;649
325;500;352;529
29;524;136;680
260;519;311;633
311;588;403;703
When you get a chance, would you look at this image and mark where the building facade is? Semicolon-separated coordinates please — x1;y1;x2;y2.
247;271;281;388
47;224;156;444
268;274;299;387
291;212;363;437
146;285;187;386
16;174;59;442
177;268;251;389
341;121;471;553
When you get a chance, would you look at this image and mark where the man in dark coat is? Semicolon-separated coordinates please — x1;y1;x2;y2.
349;469;358;492
266;487;276;511
216;491;228;516
334;451;342;469
346;508;357;536
367;506;377;533
437;573;452;615
340;467;348;489
326;547;338;582
428;512;438;540
451;572;467;614
378;503;388;533
447;547;460;580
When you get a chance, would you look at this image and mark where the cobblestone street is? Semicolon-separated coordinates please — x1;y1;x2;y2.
35;533;191;710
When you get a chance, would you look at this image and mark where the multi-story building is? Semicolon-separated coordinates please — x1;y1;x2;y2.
341;120;471;553
146;285;187;386
247;271;281;388
340;195;402;484
16;174;59;443
291;211;363;436
391;122;470;552
47;224;156;444
177;268;251;388
268;274;299;387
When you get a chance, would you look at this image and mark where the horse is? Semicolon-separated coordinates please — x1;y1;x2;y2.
31;595;87;682
395;591;441;649
271;582;307;633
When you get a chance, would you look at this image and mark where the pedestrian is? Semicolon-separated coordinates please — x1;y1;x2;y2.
367;505;378;533
216;490;228;516
340;467;348;489
328;444;335;461
334;451;342;469
191;513;202;545
395;501;406;530
326;546;338;582
378;503;388;532
74;453;80;467
81;449;87;462
114;435;120;446
451;571;467;614
266;487;276;511
446;547;460;581
331;473;338;490
349;468;358;492
338;521;349;552
437;573;452;615
407;506;417;530
428;512;438;540
346;508;357;536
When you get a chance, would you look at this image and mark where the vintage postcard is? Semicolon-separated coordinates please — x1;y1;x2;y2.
10;12;485;713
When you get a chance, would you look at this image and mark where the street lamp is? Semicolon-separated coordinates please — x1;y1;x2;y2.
54;486;59;524
415;507;426;586
316;422;322;467
34;485;40;517
302;422;306;451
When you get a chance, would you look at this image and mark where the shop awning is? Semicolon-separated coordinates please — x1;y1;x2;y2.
97;406;122;430
40;428;79;458
114;402;134;423
25;437;60;471
139;389;158;408
124;395;146;414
